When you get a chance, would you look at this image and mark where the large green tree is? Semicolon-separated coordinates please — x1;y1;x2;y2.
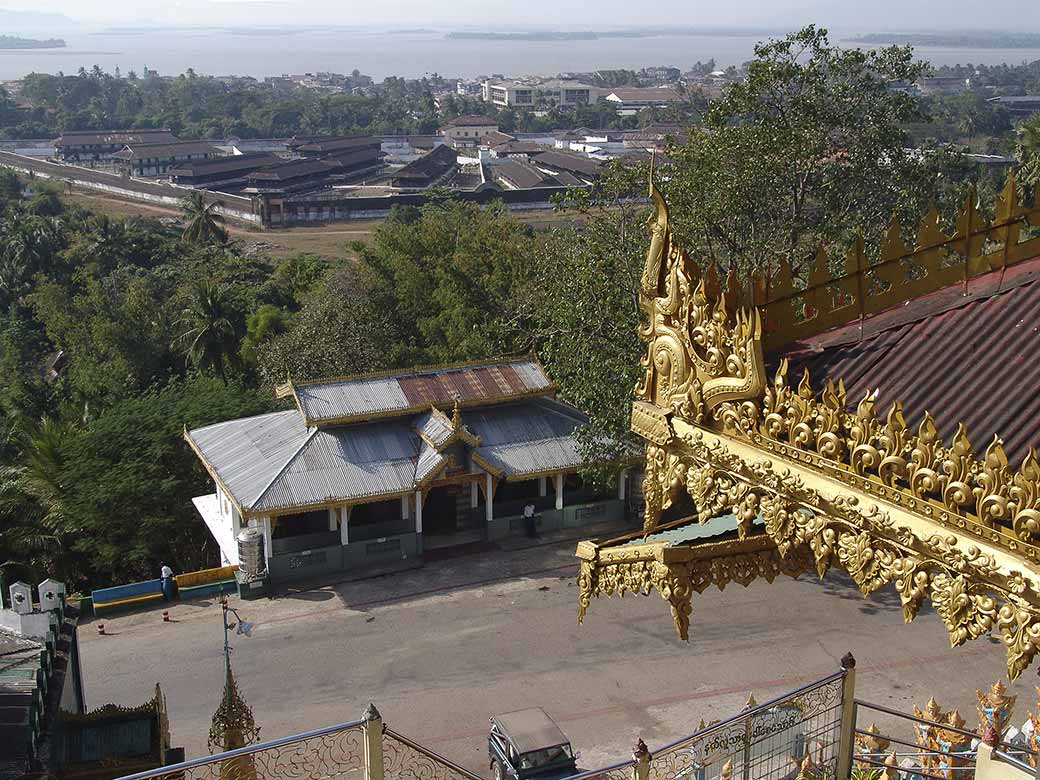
353;198;534;366
662;25;955;279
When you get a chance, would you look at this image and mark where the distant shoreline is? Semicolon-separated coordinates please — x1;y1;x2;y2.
0;35;66;50
447;31;646;41
851;32;1040;49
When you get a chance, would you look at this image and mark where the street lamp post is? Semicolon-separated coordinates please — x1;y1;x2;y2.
208;596;261;761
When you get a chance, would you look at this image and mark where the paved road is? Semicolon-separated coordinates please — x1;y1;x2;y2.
79;537;1027;776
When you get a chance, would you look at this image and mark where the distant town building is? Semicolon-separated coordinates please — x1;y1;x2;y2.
604;87;685;112
916;75;971;95
287;135;386;179
185;357;636;585
168;152;283;191
53;128;179;163
987;95;1040;114
390;143;458;188
439;115;500;147
243;158;342;195
111;140;224;177
482;79;602;108
530;150;602;184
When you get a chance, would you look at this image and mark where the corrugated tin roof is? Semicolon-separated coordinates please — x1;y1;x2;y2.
783;255;1040;466
292;357;554;425
254;421;419;512
187;395;602;514
416;409;454;447
186;410;310;510
468;398;588;477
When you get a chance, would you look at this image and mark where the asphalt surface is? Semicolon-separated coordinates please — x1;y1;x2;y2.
79;536;1030;776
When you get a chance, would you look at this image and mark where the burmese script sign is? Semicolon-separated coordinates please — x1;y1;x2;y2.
683;705;806;780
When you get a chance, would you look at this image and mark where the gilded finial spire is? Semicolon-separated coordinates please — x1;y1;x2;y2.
208;664;261;754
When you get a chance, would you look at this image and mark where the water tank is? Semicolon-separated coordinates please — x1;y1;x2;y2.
237;528;267;579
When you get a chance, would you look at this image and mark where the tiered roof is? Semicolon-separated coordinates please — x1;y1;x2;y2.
186;357;610;517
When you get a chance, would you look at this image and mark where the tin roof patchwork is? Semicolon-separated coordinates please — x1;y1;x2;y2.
186;358;600;516
290;357;554;425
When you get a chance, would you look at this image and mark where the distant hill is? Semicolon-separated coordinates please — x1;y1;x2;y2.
0;34;66;49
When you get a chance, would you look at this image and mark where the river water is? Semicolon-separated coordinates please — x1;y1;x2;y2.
0;28;1038;81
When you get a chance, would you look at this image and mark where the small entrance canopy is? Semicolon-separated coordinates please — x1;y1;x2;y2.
491;708;569;753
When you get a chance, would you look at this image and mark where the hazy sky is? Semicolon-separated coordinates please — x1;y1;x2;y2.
7;0;1040;30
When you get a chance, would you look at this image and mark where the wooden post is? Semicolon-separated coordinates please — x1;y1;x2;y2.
362;703;385;780
554;474;564;511
618;470;628;501
414;490;423;535
836;653;858;780
538;477;547;497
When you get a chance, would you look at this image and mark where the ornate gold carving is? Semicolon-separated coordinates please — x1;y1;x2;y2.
976;681;1017;736
583;173;1040;679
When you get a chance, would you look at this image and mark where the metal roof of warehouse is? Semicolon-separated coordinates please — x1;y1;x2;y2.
781;253;1040;466
185;358;598;516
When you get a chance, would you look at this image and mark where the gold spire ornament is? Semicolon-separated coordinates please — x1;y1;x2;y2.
208;665;261;753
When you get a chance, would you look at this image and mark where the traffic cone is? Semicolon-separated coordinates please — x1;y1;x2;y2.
97;623;105;635
162;610;170;623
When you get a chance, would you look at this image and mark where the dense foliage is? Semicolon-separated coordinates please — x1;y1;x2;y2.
0;27;1033;592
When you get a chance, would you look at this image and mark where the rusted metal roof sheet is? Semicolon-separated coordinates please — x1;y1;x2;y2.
293;358;553;425
784;257;1040;466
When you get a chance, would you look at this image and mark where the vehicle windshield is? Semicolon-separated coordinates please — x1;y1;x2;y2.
519;744;573;770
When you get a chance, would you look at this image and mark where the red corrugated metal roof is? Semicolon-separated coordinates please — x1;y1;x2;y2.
780;254;1040;466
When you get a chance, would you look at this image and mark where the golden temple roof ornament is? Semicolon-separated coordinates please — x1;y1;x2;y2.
976;681;1016;737
576;167;1040;680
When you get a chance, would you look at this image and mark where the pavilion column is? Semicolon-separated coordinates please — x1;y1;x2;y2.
415;490;423;535
485;472;494;524
328;507;338;532
340;507;351;546
258;516;273;562
554;474;564;511
538;477;547;497
618;469;628;501
471;481;479;509
401;495;409;520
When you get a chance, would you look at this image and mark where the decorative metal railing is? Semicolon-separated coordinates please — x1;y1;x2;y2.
570;671;847;780
851;699;1040;780
382;728;485;780
115;719;366;780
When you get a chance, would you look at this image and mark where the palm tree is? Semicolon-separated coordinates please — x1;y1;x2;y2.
1017;114;1040;186
174;280;242;380
0;417;75;580
180;191;228;244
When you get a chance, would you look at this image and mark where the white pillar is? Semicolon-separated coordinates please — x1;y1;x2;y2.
470;481;479;508
340;506;351;545
538;476;547;497
258;516;273;561
618;469;628;501
415;490;423;535
555;473;564;511
485;472;494;524
328;507;338;532
400;495;409;520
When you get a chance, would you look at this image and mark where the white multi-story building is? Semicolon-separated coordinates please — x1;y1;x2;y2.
482;79;602;108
